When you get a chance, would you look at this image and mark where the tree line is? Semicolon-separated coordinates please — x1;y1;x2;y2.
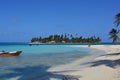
31;34;101;43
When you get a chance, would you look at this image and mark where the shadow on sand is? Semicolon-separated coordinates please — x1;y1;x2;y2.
90;59;120;68
106;52;120;56
85;52;120;68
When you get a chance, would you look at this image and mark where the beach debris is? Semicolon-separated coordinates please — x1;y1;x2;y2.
62;75;79;80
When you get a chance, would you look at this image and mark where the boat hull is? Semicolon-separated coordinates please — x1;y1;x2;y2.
0;51;22;56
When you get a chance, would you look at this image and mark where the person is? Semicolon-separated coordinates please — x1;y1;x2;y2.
88;44;91;48
1;50;7;53
2;50;5;52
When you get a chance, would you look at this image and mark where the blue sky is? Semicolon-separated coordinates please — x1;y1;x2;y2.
0;0;120;42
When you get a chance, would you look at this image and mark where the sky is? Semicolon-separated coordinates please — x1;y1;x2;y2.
0;0;120;42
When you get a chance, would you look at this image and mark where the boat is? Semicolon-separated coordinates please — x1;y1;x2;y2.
0;51;22;56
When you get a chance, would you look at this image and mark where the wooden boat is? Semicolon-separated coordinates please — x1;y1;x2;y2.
0;51;22;56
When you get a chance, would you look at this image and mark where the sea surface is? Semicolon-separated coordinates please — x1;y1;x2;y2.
0;42;96;80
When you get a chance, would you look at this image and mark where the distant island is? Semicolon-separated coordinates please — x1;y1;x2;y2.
30;34;101;44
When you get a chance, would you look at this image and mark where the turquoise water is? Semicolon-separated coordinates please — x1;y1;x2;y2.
0;43;92;80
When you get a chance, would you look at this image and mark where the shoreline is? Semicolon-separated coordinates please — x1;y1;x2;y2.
47;45;120;80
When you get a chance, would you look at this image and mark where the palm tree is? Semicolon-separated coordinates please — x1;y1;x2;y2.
115;13;120;27
109;28;119;43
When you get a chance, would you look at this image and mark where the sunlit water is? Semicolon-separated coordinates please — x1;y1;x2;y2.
0;43;93;80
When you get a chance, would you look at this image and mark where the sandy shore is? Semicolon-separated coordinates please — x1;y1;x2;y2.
47;45;120;80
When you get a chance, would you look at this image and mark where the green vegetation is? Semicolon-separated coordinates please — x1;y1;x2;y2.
31;34;101;44
109;28;119;43
109;13;120;43
115;13;120;27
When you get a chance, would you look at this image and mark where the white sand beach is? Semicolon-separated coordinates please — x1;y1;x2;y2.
48;45;120;80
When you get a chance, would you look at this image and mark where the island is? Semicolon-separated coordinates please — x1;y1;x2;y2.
30;34;101;44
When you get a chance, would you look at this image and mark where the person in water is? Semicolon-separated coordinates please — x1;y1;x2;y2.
1;50;8;53
2;50;5;52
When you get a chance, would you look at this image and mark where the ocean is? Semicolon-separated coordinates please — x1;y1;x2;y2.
0;43;94;80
